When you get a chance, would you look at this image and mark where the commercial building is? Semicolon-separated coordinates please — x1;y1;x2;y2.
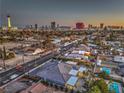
34;24;38;30
76;22;85;29
30;61;73;86
7;15;11;29
100;23;104;29
57;26;71;31
30;60;88;90
51;21;56;30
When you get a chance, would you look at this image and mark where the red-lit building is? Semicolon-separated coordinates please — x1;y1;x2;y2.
76;22;85;29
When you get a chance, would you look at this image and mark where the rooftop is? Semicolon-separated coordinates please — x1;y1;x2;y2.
30;60;75;86
78;67;87;72
69;69;78;76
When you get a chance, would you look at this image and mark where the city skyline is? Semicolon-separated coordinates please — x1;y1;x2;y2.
1;0;124;27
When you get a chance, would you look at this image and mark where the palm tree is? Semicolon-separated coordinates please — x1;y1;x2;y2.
3;46;7;60
1;46;7;69
0;48;2;58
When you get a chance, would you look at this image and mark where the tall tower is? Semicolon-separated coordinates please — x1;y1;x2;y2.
51;21;56;30
35;24;38;30
100;23;104;29
7;15;11;29
76;22;85;29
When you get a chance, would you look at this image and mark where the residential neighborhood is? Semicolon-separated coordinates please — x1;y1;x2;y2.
0;0;124;93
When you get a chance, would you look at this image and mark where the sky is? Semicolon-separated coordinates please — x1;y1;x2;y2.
1;0;124;27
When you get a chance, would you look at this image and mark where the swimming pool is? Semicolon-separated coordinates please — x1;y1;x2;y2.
109;82;121;93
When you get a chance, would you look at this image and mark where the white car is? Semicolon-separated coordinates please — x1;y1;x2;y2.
0;67;3;71
10;74;19;80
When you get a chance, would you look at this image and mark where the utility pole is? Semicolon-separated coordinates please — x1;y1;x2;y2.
2;46;6;70
3;57;6;70
34;55;37;67
21;39;25;73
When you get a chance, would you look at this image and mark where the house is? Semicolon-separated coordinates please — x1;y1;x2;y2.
118;64;124;76
114;56;124;63
78;67;87;77
24;48;45;55
20;83;47;93
30;61;75;86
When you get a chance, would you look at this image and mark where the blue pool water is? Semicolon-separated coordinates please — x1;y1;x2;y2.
102;67;111;75
109;82;120;93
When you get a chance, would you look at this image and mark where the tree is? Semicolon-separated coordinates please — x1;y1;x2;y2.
98;72;110;79
88;85;101;93
0;48;2;58
76;90;81;93
70;89;74;93
7;52;15;59
82;36;88;45
3;46;7;60
94;79;109;93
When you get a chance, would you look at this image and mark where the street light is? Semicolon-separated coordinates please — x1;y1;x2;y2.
34;55;37;67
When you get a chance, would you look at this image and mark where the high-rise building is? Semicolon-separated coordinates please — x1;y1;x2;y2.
45;25;48;30
100;23;104;29
7;15;11;29
41;25;45;30
76;22;85;29
51;21;56;30
0;19;2;28
88;24;92;29
30;25;33;29
57;24;59;28
35;24;38;30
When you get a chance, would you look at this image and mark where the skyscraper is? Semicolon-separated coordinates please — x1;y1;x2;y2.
100;23;104;29
7;15;11;29
76;22;85;29
51;21;56;30
88;24;92;29
0;19;1;28
35;24;38;30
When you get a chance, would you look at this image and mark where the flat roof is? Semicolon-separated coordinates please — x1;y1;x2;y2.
66;61;77;65
30;61;72;86
69;69;78;76
66;76;78;86
78;67;87;72
114;56;124;63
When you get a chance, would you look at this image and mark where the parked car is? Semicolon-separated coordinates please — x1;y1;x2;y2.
10;74;19;80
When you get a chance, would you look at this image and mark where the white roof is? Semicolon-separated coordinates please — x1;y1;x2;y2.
69;69;78;76
79;51;85;54
78;67;87;72
32;48;44;55
114;56;124;63
66;61;77;65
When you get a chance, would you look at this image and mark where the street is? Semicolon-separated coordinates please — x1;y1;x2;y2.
0;52;55;86
0;40;79;87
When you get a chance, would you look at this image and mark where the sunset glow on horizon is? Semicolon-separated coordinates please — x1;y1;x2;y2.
1;0;124;27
